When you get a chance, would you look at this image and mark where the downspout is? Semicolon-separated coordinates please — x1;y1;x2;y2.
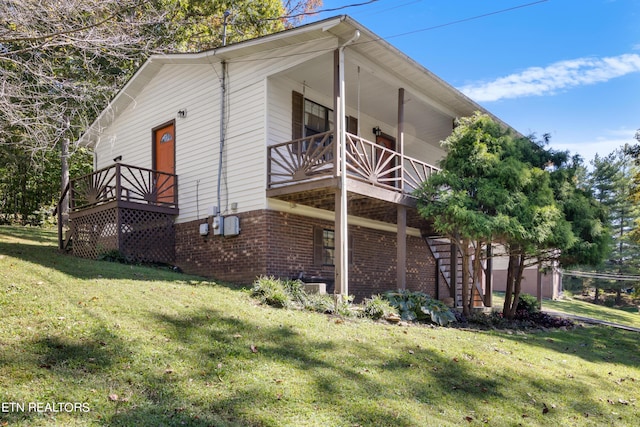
337;30;360;299
216;10;230;220
217;60;226;216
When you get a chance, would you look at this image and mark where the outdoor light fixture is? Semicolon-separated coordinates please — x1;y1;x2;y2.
372;126;382;136
113;155;122;162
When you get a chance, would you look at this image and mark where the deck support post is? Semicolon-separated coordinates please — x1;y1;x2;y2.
396;88;406;290
397;205;407;290
397;88;405;191
333;46;348;299
333;31;360;301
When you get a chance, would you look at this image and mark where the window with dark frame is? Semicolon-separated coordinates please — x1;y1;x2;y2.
304;99;333;137
292;91;359;140
322;229;335;266
313;225;353;267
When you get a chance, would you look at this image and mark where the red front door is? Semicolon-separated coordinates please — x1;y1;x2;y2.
153;122;176;204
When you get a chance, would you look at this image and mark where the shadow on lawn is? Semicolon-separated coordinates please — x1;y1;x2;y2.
0;226;58;245
0;325;127;426
547;298;638;326
109;307;583;427
500;324;640;368
0;232;222;286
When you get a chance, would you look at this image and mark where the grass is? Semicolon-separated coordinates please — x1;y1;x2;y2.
0;226;639;426
492;292;640;330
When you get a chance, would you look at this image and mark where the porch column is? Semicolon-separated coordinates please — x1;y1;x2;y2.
396;88;406;290
397;88;405;190
397;205;407;290
333;43;348;298
333;32;360;299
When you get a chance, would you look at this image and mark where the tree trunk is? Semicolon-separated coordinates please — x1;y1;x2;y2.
61;137;70;227
460;238;471;317
503;253;517;315
507;253;526;319
470;242;483;310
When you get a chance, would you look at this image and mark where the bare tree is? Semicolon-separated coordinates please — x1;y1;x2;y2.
0;0;175;153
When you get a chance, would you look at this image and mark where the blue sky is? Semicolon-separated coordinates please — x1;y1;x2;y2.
305;0;640;164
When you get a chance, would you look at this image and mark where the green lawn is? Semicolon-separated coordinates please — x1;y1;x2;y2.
1;226;639;426
492;291;640;330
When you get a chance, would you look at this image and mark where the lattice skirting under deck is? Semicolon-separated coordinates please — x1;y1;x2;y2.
71;207;175;264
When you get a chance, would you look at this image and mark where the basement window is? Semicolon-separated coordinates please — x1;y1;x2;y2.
313;226;353;267
321;229;335;266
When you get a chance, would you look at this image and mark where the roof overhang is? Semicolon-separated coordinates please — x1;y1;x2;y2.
78;15;516;147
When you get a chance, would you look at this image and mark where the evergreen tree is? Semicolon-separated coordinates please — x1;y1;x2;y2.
589;148;640;303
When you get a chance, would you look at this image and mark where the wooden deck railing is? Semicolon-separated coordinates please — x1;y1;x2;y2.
69;163;178;212
267;131;439;197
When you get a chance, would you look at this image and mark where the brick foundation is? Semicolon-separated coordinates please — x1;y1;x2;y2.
175;209;438;301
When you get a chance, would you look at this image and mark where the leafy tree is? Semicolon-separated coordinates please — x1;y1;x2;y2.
588;148;640;303
0;0;321;222
416;113;608;319
416;113;507;316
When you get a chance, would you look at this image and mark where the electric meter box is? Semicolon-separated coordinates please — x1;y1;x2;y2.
223;216;240;237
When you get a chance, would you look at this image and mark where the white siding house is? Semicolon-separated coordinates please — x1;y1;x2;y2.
65;15;511;303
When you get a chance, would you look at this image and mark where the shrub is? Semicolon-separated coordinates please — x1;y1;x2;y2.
251;277;351;315
517;293;540;314
335;295;360;318
282;279;308;306
362;295;398;320
421;298;457;326
383;290;455;325
304;293;335;314
250;276;291;308
97;249;129;264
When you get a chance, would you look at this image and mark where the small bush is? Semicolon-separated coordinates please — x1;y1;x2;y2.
362;295;398;320
97;249;129;264
383;290;455;325
335;295;360;318
517;293;540;314
251;276;291;308
304;293;335;314
421;298;457;326
282;279;308;306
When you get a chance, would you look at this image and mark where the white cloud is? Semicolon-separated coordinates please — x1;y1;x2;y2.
460;54;640;102
551;128;639;164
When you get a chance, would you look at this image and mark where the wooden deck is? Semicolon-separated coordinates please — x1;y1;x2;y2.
267;131;439;229
68;163;178;215
267;131;439;202
58;163;178;263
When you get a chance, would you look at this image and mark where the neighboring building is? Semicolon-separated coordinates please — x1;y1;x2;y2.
491;254;562;300
59;15;511;304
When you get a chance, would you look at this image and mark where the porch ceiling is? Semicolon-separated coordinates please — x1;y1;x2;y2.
278;52;455;147
269;189;429;230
